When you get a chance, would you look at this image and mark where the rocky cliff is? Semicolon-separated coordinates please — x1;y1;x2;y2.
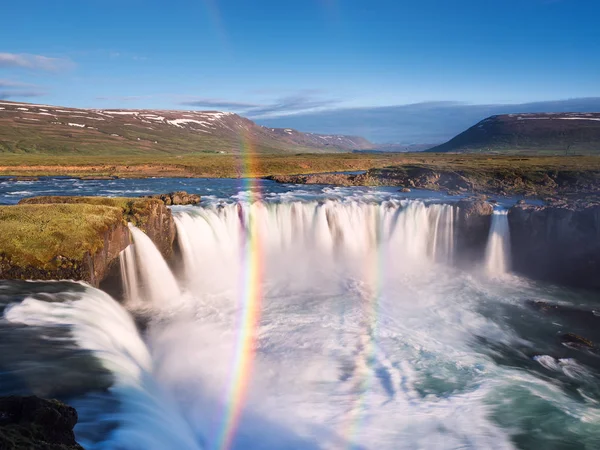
452;198;600;290
509;203;600;290
0;196;177;287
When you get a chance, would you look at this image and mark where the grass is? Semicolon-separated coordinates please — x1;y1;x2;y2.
20;196;165;227
0;203;123;268
367;154;600;197
0;197;164;269
0;153;408;178
1;153;599;179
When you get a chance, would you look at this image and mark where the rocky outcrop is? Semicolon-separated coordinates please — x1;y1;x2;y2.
132;198;177;259
266;173;372;186
143;191;201;206
0;215;130;287
1;197;177;287
508;203;600;290
454;198;494;264
0;396;83;450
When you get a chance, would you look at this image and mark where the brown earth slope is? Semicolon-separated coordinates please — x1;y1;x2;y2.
0;100;374;155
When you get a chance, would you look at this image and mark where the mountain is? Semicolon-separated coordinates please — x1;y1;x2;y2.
257;98;600;145
0;101;373;155
426;113;600;154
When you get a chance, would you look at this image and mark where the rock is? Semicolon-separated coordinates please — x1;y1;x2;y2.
561;333;594;349
454;199;494;265
6;197;176;287
508;203;600;290
144;191;201;206
517;199;526;205
526;300;600;327
7;177;39;182
0;396;84;449
400;187;411;193
77;176;118;180
455;199;493;217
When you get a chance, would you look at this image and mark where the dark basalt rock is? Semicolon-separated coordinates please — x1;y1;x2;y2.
561;333;594;349
7;177;39;182
508;203;600;290
144;191;201;206
0;396;83;449
454;199;494;264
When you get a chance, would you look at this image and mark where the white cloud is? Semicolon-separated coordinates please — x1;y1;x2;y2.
0;53;74;71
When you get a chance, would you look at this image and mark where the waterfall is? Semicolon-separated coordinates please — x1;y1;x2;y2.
173;200;458;290
485;210;511;275
128;225;181;307
119;245;140;304
4;285;202;450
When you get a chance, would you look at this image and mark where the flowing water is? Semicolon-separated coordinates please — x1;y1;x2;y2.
485;210;511;276
0;178;598;449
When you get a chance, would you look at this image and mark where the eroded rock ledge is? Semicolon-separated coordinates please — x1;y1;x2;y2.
267;165;600;199
143;191;201;205
454;198;600;290
509;202;600;290
0;196;176;286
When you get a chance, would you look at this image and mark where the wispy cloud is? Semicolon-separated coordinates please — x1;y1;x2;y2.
0;90;45;100
180;98;261;109
246;94;340;117
0;79;45;99
180;92;340;118
96;95;154;102
0;53;74;71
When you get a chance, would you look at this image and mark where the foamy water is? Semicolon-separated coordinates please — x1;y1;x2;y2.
1;195;599;449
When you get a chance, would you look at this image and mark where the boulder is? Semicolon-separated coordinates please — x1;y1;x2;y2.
144;191;201;206
561;333;594;349
0;396;84;449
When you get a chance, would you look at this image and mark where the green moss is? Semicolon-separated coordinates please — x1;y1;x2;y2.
19;196;163;228
0;203;123;268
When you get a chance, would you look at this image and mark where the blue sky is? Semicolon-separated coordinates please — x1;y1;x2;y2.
1;0;599;121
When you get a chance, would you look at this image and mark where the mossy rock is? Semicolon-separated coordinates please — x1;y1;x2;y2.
0;203;124;270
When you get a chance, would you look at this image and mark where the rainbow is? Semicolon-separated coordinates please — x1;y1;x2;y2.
342;207;385;448
214;129;264;450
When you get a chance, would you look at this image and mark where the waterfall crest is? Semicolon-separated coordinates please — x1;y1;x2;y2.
174;200;457;291
485;210;511;275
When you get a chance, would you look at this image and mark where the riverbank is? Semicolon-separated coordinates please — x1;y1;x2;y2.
1;154;599;185
0;153;403;178
266;154;600;202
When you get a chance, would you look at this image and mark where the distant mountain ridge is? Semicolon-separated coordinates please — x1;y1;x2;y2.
426;113;600;154
258;97;600;145
0;101;374;154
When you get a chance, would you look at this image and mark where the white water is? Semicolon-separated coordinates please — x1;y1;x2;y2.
4;199;600;449
4;287;202;450
119;244;140;304
128;225;181;307
174;201;456;294
485;210;511;276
